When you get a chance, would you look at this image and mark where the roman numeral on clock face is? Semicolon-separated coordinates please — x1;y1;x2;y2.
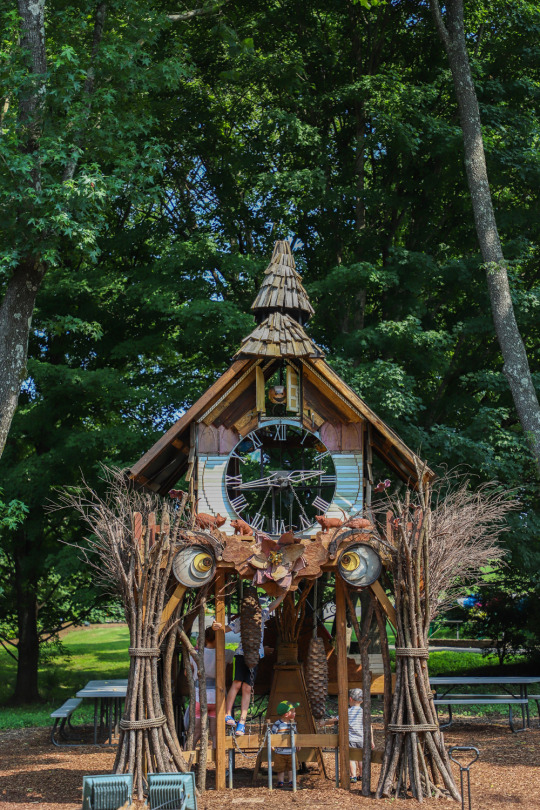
230;494;248;513
273;424;287;441
251;512;265;530
247;430;262;449
230;450;247;464
314;449;330;462
226;474;243;487
312;495;331;513
299;514;312;530
321;474;337;484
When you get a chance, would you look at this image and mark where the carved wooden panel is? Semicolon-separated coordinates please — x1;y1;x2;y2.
198;423;219;453
320;422;340;452
341;422;363;451
218;426;238;454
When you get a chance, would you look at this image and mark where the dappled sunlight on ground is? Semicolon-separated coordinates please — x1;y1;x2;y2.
1;719;539;809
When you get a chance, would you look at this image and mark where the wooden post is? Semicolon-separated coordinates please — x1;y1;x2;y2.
215;570;226;790
335;576;350;790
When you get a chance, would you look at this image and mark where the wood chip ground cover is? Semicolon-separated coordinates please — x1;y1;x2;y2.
1;719;539;809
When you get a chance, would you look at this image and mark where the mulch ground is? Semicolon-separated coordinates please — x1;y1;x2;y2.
1;718;539;809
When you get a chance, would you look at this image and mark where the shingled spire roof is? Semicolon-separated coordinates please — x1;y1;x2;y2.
251;240;314;325
234;311;324;359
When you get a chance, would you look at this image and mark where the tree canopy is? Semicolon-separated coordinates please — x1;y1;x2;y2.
1;0;539;701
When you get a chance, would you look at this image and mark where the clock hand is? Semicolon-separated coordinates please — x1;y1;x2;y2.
287;470;325;484
237;476;274;490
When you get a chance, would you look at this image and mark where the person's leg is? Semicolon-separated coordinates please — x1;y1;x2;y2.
276;771;284;785
238;682;252;723
225;679;242;716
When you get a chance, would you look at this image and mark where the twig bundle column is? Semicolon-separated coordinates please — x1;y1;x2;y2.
376;476;460;802
113;507;190;798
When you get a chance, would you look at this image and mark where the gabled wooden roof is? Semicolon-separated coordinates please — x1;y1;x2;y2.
251;240;314;322
129;240;433;494
234;311;324;359
129;355;433;494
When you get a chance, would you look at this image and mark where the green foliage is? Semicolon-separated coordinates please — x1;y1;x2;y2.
0;490;28;532
466;569;540;665
2;0;540;700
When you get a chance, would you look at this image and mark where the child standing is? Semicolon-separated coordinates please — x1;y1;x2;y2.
348;687;373;783
271;700;300;789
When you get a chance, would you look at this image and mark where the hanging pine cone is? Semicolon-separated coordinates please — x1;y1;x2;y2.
240;586;262;669
304;636;328;719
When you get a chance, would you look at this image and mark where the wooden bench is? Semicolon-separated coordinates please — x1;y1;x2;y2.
50;698;82;746
433;695;528;732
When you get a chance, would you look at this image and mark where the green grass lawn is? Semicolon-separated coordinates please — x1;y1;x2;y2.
0;624;130;729
1;625;537;730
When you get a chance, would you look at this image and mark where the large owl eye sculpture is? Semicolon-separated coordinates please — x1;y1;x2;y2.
338;543;382;588
172;544;216;588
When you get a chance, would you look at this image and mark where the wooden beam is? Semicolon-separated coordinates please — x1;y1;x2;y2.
181;741;384;765
335;576;350;790
370;579;397;630
158;584;186;636
327;673;395;696
255;365;265;413
129;359;252;479
203;368;257;425
307;358;435;482
214;382;257;428
214;571;226;790
302;365;360;423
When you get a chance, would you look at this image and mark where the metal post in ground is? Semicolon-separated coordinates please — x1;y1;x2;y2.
449;746;480;810
267;723;273;790
291;722;297;792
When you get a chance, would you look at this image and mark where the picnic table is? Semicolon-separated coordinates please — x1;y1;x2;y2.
430;676;540;732
75;679;128;745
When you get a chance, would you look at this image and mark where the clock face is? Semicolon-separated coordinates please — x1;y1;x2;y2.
225;422;337;534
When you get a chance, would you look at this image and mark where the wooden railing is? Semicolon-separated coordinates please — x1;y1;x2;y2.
181;733;384;765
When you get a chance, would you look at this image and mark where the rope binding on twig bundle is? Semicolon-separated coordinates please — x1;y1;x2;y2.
387;722;439;732
120;714;167;730
128;647;161;657
394;647;429;658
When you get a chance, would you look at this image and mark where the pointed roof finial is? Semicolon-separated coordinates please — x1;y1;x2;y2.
251;240;314;325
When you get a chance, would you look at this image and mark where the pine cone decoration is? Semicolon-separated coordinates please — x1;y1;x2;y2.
240;586;262;669
305;636;328;719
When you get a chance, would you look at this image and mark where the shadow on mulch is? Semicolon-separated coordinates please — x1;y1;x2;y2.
1;722;539;809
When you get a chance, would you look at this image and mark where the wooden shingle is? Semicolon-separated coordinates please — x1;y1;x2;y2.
234;311;324;359
251;240;314;321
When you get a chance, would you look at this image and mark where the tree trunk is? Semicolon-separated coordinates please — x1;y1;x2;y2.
430;0;540;475
0;261;44;458
12;533;41;703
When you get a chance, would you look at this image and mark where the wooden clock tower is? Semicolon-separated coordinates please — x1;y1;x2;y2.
130;240;427;531
126;240;444;795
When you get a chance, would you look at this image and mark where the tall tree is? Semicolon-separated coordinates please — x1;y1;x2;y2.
0;0;190;458
429;0;540;475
